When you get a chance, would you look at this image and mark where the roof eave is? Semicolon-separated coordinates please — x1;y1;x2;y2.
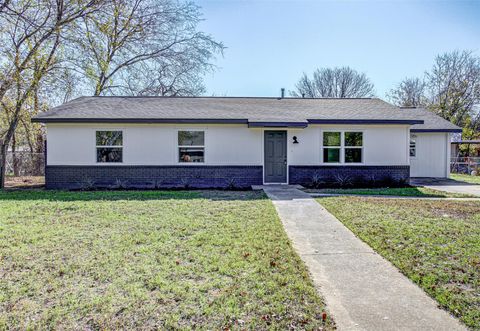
247;121;308;128
31;118;249;124
307;119;424;125
411;128;462;133
32;117;425;126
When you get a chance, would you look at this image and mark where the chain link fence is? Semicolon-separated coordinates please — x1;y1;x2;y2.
2;152;45;176
0;152;45;188
451;157;480;174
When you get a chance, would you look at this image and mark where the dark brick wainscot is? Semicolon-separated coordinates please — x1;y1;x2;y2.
289;165;410;187
45;165;263;190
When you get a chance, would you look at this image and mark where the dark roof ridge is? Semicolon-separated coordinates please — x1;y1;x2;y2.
84;95;375;100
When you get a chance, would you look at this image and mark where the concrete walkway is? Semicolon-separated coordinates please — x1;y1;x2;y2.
262;185;466;331
411;177;480;197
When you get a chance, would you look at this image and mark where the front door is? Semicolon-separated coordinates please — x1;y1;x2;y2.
264;131;287;183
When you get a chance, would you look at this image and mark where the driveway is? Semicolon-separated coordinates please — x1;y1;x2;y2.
262;185;466;331
411;177;480;197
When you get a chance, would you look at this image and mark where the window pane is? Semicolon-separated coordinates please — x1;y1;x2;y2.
178;131;204;146
410;148;416;157
410;137;416;157
97;148;122;162
96;131;122;146
345;148;362;163
345;132;363;146
323;132;341;146
323;148;340;163
179;147;204;163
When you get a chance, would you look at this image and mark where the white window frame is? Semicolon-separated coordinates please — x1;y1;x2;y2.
95;130;124;164
321;130;364;164
344;131;364;164
177;129;206;164
409;134;417;158
321;131;342;164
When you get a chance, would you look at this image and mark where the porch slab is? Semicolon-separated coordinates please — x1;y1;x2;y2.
251;184;304;190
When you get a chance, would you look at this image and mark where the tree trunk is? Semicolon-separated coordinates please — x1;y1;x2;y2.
34;131;44;176
0;103;22;188
0;142;6;189
12;134;19;177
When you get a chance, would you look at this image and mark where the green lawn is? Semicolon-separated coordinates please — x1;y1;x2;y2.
0;190;334;330
451;173;480;185
318;197;480;329
304;186;472;198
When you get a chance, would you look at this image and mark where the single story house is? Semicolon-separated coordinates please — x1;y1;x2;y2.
32;97;461;189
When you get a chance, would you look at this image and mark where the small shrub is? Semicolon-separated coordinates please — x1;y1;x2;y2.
225;178;236;190
366;174;379;188
333;173;353;188
79;177;95;191
379;175;398;187
180;178;190;189
154;179;164;189
396;177;409;187
112;178;128;190
310;172;323;188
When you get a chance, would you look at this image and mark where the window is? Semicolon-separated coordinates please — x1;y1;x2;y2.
410;134;416;157
178;131;205;163
344;132;363;163
96;131;123;163
323;132;341;163
322;131;363;163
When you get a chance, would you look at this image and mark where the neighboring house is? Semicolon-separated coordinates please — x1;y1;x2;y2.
32;97;461;189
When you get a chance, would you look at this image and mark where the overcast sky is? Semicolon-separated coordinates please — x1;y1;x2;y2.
196;0;480;99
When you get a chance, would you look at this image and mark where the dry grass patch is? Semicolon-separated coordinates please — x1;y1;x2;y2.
304;186;473;198
0;190;334;330
318;197;480;329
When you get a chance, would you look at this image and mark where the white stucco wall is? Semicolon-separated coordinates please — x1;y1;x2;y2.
286;125;410;166
46;124;263;166
410;132;450;178
46;123;411;167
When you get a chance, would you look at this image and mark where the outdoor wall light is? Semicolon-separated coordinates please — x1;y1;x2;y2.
293;136;299;144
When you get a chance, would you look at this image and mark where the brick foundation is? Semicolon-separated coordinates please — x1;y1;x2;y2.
289;165;410;187
46;164;411;189
45;165;263;190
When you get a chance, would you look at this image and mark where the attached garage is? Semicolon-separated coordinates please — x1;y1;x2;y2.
401;107;462;178
410;132;450;177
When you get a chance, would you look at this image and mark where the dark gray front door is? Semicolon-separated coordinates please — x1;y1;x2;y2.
264;131;287;183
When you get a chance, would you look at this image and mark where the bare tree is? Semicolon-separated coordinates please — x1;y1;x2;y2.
290;67;375;98
0;0;103;104
0;0;224;188
71;0;223;96
124;58;207;96
0;0;10;13
426;50;480;127
387;77;427;107
0;0;105;187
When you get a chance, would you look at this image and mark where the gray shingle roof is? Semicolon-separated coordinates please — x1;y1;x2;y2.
31;96;460;131
400;107;462;132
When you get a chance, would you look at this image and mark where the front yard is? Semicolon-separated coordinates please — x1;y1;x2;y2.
451;173;480;185
0;190;333;329
319;197;480;329
304;186;472;198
